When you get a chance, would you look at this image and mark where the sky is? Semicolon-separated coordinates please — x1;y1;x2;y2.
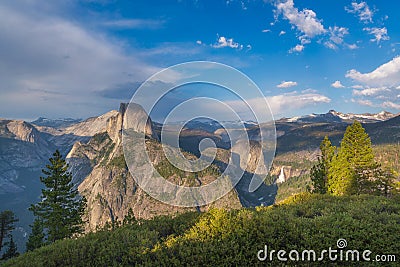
1;0;400;121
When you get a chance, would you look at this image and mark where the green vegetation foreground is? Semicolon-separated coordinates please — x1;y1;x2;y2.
4;193;399;266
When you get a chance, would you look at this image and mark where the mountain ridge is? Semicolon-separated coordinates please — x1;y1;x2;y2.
279;109;398;124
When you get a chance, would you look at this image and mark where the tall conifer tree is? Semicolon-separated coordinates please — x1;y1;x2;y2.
328;121;377;195
29;150;86;243
310;136;335;194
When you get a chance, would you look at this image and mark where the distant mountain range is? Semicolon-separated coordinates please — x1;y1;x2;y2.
31;117;83;128
280;110;398;124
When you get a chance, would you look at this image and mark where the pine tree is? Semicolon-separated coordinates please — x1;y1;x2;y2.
328;121;377;195
29;150;86;243
1;236;18;260
26;219;45;251
310;136;335;194
0;210;18;251
123;208;137;225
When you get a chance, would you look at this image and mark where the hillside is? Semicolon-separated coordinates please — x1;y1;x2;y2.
271;143;400;202
4;194;399;266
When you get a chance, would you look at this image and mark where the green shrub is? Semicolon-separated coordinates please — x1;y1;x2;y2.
5;195;399;266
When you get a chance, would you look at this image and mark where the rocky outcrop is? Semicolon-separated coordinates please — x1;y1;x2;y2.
0;119;56;193
231;140;268;175
6;120;39;143
68;104;241;231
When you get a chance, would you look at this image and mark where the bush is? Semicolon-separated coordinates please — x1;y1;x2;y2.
5;195;399;266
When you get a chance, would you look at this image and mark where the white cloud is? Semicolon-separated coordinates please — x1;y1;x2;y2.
345;1;374;23
302;88;318;93
352;87;390;96
348;59;400;110
324;42;337;50
347;43;359;50
289;44;304;53
324;26;349;50
329;26;349;45
346;56;400;87
262;29;271;33
277;81;298;88
273;1;355;52
274;0;326;38
354;99;375;107
222;93;330;118
363;27;389;44
331;80;345;88
212;36;243;50
177;92;330;122
266;93;331;116
279;30;286;36
102;19;164;29
382;101;400;110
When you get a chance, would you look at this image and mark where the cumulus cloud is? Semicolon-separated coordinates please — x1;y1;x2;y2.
356;99;375;107
277;81;298;88
171;92;330;122
345;1;374;23
351;98;376;107
266;93;331;116
273;0;350;52
289;44;304;53
279;30;286;36
274;0;326;39
324;26;350;50
347;57;400;110
382;101;400;110
352;87;390;96
329;26;349;44
222;92;330;119
363;27;390;44
331;80;345;88
212;36;243;49
346;56;400;87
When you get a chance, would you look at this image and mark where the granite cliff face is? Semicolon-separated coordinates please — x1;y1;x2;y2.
67;103;241;231
0;120;55;193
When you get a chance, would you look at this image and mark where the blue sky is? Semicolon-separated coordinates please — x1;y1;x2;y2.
1;0;400;120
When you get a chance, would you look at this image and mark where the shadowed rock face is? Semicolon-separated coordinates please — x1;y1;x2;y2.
123;103;158;140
